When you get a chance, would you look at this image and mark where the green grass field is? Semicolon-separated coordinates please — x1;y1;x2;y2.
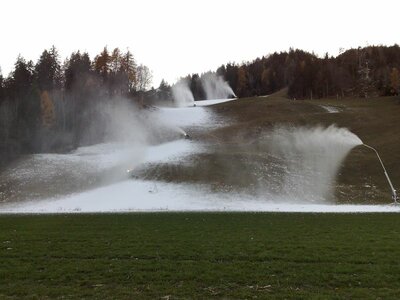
1;213;400;299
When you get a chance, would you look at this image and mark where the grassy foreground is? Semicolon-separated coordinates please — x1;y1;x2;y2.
1;213;400;299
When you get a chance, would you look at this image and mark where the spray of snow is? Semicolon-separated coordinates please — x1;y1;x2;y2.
0;101;215;204
201;73;236;100
171;78;194;107
268;125;362;202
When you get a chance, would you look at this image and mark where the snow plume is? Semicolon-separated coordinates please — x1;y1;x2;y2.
201;72;236;100
171;78;194;107
76;98;149;183
267;125;362;203
0;98;211;204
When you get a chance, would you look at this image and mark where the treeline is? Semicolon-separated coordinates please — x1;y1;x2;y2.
222;45;400;99
168;45;400;101
0;46;152;163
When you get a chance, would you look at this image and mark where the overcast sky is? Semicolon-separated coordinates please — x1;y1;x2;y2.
1;0;399;86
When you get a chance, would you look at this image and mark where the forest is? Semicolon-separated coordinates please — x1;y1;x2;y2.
1;45;400;165
182;45;400;100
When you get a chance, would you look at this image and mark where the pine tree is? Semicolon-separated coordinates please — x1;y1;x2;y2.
120;50;137;92
64;51;92;91
9;55;40;151
35;46;62;91
11;55;34;98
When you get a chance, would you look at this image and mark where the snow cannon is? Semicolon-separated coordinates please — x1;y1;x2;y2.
181;131;192;140
363;144;398;204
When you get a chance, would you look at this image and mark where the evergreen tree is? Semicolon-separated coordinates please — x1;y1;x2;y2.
64;51;92;91
156;79;171;101
10;55;34;99
121;50;137;93
35;46;62;91
190;74;205;100
9;56;40;151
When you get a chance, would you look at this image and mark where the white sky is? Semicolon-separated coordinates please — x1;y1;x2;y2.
1;0;399;86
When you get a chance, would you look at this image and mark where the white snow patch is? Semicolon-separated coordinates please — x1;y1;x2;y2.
3;140;197;183
144;140;199;164
2;180;399;214
151;98;234;129
320;105;340;113
194;98;237;107
153;106;210;128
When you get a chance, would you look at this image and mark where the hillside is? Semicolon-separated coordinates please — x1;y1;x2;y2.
212;95;400;202
138;94;400;204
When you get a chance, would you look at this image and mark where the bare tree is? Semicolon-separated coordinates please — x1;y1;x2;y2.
135;64;152;92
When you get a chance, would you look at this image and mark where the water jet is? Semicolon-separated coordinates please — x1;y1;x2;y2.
201;73;236;100
268;125;362;202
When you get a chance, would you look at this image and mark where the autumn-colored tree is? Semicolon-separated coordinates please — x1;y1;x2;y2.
108;48;125;95
110;48;122;74
40;90;55;127
94;47;111;81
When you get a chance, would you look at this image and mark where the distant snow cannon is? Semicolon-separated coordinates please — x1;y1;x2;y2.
182;132;192;140
363;144;398;204
176;127;192;140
